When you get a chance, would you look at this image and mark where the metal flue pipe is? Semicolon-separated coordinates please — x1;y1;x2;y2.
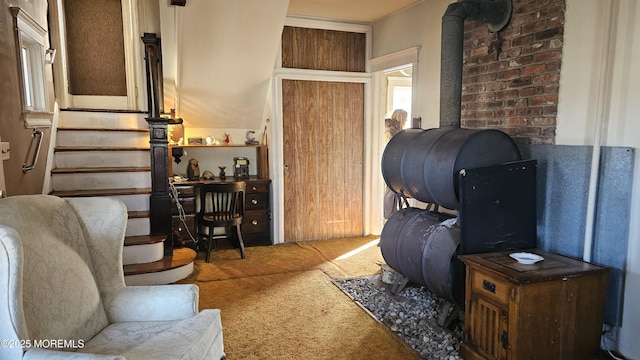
439;0;512;129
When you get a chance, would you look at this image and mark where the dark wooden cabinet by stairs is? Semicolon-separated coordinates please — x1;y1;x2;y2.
49;110;196;285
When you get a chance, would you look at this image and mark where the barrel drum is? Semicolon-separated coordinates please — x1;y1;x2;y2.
382;127;521;210
379;208;462;303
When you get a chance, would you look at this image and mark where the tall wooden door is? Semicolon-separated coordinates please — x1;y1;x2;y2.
282;80;364;242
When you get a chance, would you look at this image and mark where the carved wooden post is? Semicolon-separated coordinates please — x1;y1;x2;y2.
142;33;175;255
146;118;171;255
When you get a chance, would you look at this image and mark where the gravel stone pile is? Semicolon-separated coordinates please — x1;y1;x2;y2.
336;276;463;360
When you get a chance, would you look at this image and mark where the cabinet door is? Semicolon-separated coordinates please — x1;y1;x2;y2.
172;215;196;241
468;296;508;360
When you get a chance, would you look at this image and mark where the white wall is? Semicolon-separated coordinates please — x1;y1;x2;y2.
558;0;640;358
372;0;450;129
159;0;288;130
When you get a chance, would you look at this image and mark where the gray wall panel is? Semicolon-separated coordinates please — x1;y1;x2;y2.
519;144;634;325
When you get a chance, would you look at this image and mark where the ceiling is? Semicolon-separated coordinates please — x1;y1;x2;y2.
287;0;422;22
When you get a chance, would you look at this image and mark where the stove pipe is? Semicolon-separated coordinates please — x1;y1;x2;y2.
439;0;512;129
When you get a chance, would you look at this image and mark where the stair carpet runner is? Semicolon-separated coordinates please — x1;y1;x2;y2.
49;110;196;285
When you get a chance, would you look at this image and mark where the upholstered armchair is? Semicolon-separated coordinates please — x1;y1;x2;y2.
0;195;225;360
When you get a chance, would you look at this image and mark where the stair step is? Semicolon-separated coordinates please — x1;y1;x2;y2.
58;110;148;129
124;247;196;275
54;150;150;168
128;210;149;219
123;235;165;265
126;217;150;237
124;248;196;285
55;191;149;213
52;167;151;174
51;171;151;191
125;235;166;246
58;127;149;133
55;146;149;152
56;129;149;147
51;187;151;197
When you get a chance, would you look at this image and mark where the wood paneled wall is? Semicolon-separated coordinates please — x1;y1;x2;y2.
282;80;364;241
281;26;366;72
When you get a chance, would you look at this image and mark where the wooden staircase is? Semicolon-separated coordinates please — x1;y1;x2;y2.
50;110;196;285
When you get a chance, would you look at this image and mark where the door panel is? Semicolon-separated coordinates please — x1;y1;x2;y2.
283;80;364;242
55;0;138;110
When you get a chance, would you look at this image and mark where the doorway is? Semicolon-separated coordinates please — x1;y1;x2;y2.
49;0;143;110
381;64;413;218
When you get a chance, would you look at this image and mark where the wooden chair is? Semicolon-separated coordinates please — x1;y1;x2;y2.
197;182;246;262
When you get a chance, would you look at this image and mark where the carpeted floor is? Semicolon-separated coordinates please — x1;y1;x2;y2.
180;236;421;359
196;235;385;281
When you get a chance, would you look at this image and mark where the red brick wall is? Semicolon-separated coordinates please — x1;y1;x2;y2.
461;0;565;144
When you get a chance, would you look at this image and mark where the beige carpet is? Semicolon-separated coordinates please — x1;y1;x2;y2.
181;236;421;359
197;235;385;281
196;269;419;359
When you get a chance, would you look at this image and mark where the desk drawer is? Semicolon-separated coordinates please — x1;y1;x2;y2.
173;185;195;197
172;197;195;214
470;270;511;306
246;193;269;210
245;181;269;193
242;210;270;234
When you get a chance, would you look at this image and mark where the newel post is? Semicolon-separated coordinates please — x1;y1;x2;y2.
142;32;175;255
146;117;182;255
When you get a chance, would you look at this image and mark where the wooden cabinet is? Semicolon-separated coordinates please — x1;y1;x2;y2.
459;250;609;360
241;178;271;246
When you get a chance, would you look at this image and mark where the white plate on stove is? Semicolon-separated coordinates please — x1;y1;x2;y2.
510;252;544;265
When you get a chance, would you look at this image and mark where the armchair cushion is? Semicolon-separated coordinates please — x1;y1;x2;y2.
77;309;224;360
105;284;199;323
0;195;225;360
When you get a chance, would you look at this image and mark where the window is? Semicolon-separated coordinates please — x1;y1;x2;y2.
11;7;54;127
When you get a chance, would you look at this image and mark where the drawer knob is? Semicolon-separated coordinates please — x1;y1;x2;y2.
251;199;258;205
252;186;257;191
482;279;496;293
252;220;258;225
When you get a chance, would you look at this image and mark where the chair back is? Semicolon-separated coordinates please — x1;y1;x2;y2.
198;182;246;225
0;195;110;350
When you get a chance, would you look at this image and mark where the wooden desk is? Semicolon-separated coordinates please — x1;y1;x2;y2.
170;176;271;247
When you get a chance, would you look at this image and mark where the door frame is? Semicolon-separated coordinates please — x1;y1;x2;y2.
276;74;371;242
48;0;145;111
369;47;420;223
271;17;373;244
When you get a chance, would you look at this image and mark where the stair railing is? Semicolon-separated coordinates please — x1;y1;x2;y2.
22;128;43;173
142;33;164;118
